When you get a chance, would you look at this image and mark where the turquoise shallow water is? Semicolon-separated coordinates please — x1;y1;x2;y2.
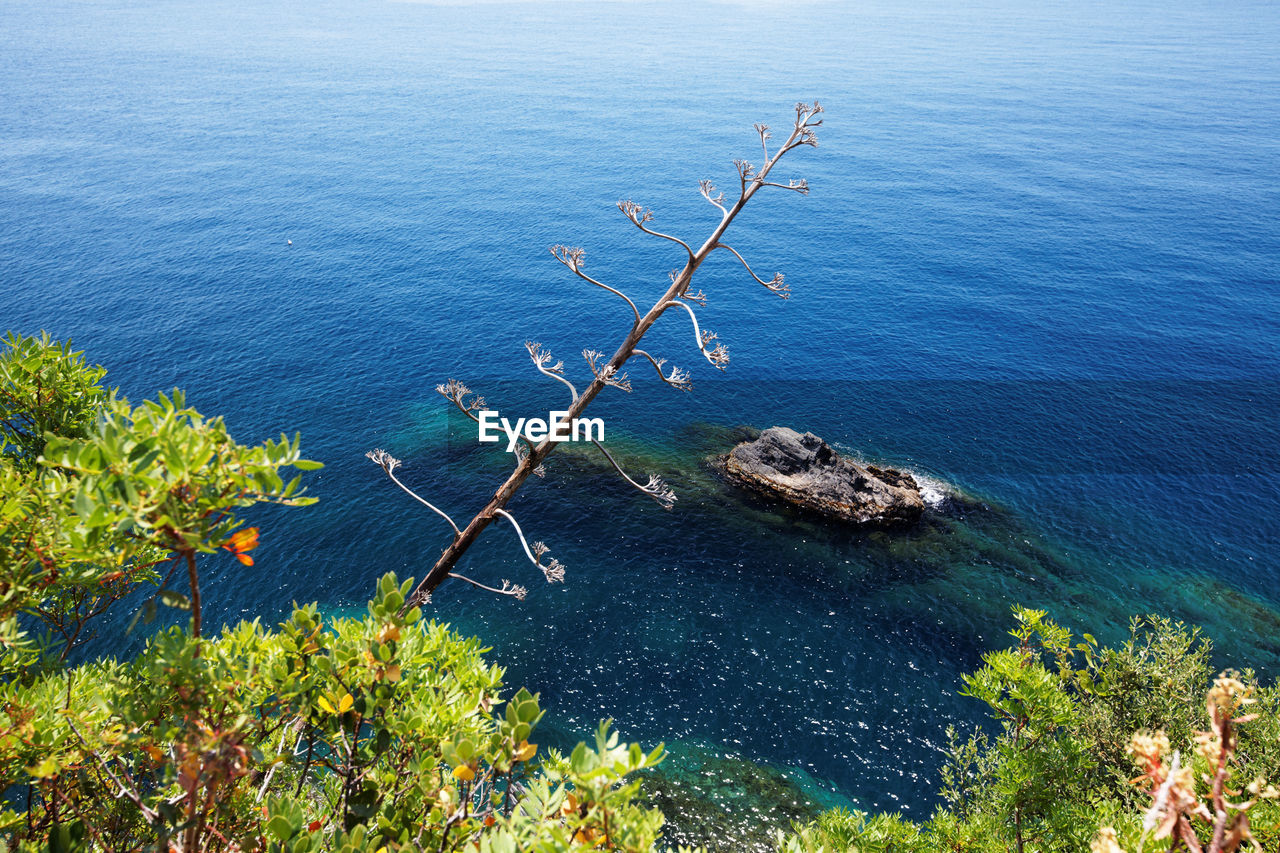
2;0;1279;840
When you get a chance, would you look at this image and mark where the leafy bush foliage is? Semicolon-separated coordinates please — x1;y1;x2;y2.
1;574;665;851
0;332;108;468
780;609;1280;853
0;334;668;851
0;333;318;669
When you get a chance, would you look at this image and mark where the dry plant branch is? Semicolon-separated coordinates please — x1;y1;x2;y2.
368;102;824;608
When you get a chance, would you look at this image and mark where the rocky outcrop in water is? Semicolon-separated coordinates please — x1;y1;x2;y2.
723;427;924;527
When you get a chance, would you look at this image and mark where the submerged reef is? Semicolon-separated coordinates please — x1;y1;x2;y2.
640;741;849;852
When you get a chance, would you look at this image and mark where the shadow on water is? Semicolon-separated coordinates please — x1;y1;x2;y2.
557;420;1280;669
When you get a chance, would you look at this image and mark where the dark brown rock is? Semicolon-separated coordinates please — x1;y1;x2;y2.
723;427;924;526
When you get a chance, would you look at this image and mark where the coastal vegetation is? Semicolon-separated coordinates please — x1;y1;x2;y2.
0;334;664;851
2;334;1277;853
781;610;1280;853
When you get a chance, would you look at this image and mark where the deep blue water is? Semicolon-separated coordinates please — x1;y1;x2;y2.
3;0;1279;840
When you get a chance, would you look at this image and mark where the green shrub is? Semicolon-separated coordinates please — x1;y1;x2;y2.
0;333;667;852
0;573;665;851
782;609;1280;853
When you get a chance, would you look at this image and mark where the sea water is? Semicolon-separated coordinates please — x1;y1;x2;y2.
2;0;1278;844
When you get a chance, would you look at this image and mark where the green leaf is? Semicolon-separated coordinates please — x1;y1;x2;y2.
267;814;294;842
517;699;540;724
158;590;191;610
73;487;93;518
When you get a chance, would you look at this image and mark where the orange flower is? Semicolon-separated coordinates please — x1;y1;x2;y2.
223;527;260;566
573;827;603;847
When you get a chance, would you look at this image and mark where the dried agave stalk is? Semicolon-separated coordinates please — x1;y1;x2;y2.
369;102;824;607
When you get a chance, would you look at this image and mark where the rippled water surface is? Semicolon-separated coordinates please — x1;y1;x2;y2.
3;0;1279;843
